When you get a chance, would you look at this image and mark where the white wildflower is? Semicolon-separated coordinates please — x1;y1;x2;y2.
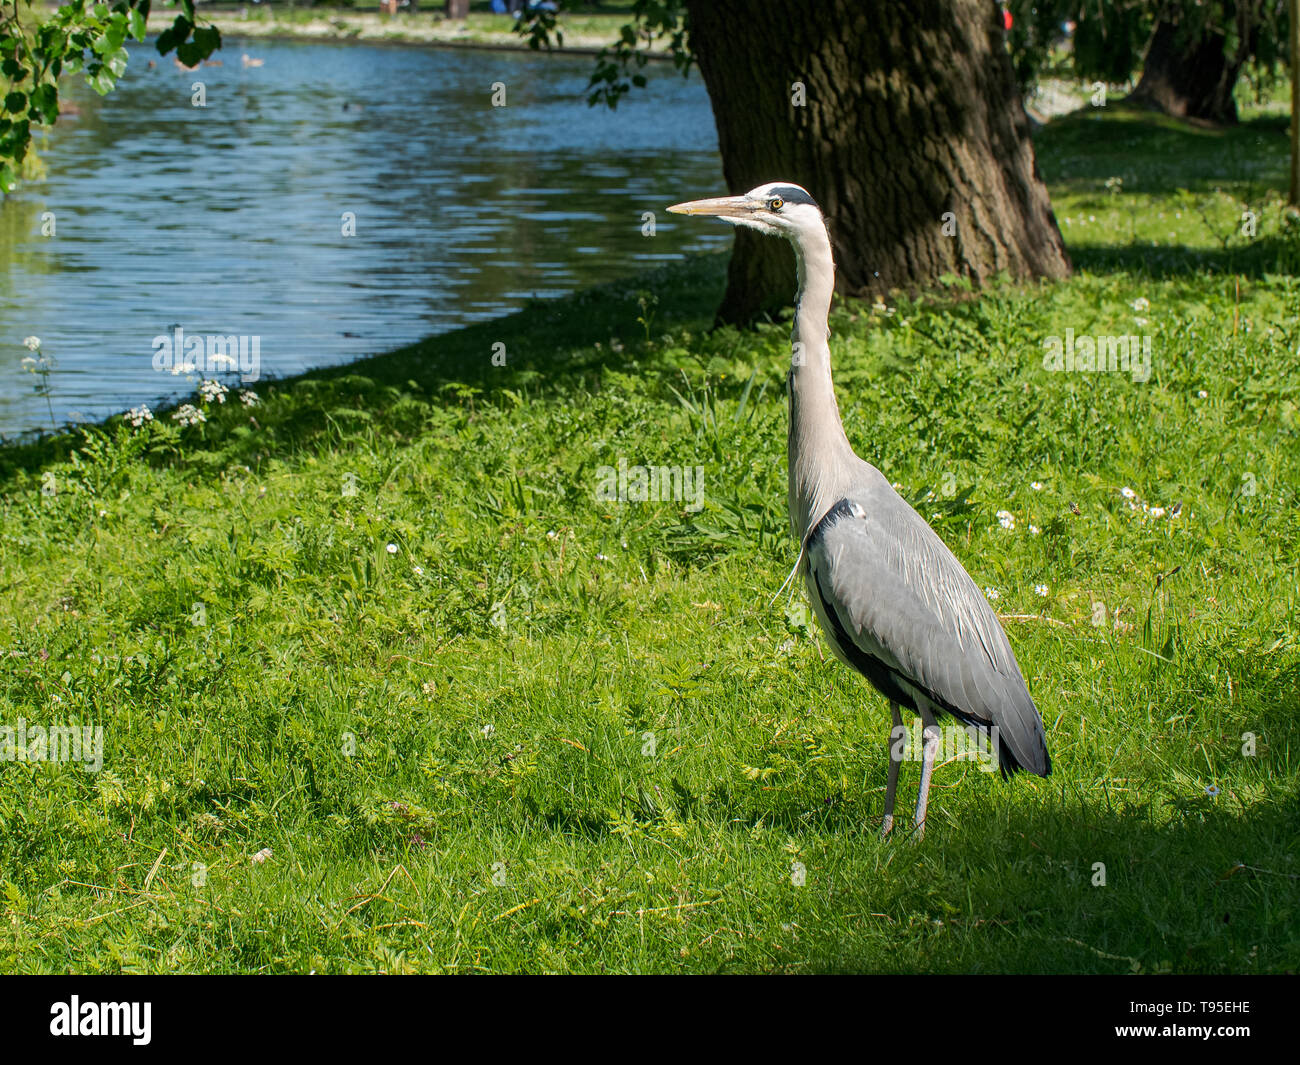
199;379;228;404
1035;584;1049;597
1031;481;1044;491
1029;524;1041;535
250;848;273;864
984;587;1000;601
239;389;258;407
1131;297;1150;312
1148;506;1166;518
22;336;40;351
386;543;398;554
481;723;495;737
1120;486;1136;500
171;403;206;426
126;404;153;428
997;510;1015;530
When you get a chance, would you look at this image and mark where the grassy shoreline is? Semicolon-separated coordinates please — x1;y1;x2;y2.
1;107;1297;973
151;3;663;55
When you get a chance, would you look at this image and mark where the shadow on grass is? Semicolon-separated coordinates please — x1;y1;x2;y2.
725;642;1300;973
1069;236;1299;279
795;795;1299;974
1036;105;1290;193
1035;103;1298;282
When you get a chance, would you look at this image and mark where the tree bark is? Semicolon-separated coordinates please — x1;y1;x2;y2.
1131;14;1244;125
684;0;1069;324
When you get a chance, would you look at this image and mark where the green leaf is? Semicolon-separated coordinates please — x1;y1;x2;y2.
175;41;202;67
104;47;128;78
156;15;192;55
28;85;58;126
105;13;129;51
192;25;221;57
3;92;27;114
0;163;15;194
128;9;147;40
90;68;116;95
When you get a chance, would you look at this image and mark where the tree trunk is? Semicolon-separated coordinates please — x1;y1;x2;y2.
446;0;470;19
684;0;1069;324
1131;15;1243;125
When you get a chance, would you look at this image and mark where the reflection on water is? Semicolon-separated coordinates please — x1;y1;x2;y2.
0;37;726;437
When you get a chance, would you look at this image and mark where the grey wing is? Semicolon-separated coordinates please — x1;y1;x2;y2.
804;470;1050;776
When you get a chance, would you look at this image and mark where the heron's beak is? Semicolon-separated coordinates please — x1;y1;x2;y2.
666;195;756;220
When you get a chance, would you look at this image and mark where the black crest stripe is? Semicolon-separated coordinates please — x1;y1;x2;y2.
767;185;819;208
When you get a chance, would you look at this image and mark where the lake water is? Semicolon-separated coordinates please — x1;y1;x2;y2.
0;37;726;437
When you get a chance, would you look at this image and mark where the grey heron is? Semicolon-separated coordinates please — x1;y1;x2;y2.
667;182;1051;837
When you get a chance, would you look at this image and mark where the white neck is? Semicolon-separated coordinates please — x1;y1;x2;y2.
787;222;856;541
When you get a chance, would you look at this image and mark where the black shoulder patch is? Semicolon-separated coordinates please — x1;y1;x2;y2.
768;185;819;209
806;498;861;550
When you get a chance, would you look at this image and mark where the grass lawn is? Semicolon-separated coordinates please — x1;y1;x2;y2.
1;103;1298;973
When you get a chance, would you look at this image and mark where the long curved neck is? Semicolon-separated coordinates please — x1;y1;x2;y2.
787;222;855;542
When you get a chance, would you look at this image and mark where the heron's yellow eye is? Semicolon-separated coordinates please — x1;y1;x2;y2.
768;197;784;212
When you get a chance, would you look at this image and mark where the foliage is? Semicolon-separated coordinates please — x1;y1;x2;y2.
515;0;692;108
1005;1;1289;96
0;0;220;190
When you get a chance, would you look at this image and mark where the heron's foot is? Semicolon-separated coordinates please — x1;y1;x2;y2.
880;813;894;838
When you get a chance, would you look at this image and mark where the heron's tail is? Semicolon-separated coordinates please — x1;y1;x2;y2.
997;728;1051;779
993;692;1052;779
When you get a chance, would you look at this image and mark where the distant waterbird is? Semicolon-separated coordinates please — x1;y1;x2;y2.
667;182;1051;837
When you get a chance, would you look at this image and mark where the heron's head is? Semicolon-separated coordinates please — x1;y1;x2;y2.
667;182;823;243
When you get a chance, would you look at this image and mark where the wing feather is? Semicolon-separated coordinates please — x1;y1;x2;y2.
804;468;1050;776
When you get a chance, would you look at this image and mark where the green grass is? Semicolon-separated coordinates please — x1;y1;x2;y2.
1;105;1298;974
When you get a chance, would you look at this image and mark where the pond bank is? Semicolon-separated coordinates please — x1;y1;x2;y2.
150;7;671;57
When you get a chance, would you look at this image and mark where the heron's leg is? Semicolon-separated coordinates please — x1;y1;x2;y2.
913;706;940;840
881;702;903;837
